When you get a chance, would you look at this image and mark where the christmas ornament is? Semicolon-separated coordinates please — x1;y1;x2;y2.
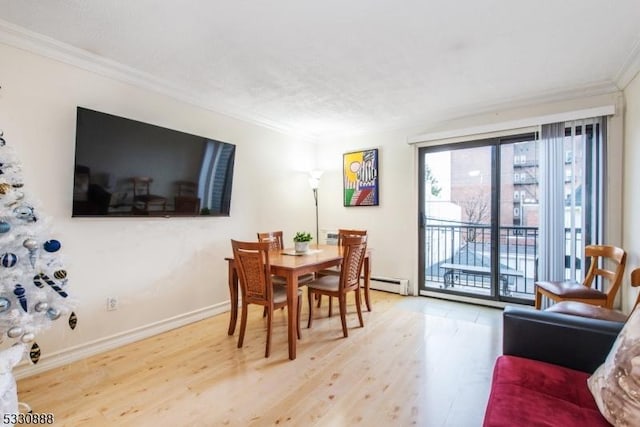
33;273;67;297
0;221;10;233
33;273;44;288
7;326;23;338
29;342;40;364
43;239;61;253
13;204;36;222
23;238;37;249
20;332;35;343
46;307;61;320
68;312;77;330
44;275;67;298
0;296;10;312
53;269;67;281
13;285;27;311
23;238;38;267
34;301;48;312
1;252;17;267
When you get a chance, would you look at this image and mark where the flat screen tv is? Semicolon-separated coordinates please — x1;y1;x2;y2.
72;107;236;217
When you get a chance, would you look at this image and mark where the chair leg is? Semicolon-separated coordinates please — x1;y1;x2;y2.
328;296;333;317
263;307;267;317
265;306;272;358
355;288;364;328
339;294;348;338
534;288;542;309
364;282;371;312
307;289;314;329
316;294;322;308
297;294;302;339
238;303;248;348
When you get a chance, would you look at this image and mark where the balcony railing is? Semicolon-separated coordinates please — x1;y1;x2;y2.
424;222;581;301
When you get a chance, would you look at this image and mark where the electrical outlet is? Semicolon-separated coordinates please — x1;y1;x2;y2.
107;297;118;311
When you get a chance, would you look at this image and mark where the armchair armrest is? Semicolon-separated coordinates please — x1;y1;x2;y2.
503;306;623;373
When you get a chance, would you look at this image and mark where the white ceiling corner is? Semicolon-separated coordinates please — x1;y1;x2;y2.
614;36;640;90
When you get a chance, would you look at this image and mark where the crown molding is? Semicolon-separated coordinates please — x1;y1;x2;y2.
0;19;319;142
614;36;640;89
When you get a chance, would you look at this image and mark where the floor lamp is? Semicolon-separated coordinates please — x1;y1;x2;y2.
308;170;323;248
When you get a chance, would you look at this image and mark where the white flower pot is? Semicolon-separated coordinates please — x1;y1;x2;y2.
294;241;309;253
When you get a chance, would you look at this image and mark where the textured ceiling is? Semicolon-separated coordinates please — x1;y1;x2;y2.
1;0;639;140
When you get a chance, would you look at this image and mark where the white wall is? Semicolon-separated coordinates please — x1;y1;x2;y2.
623;71;640;312
0;42;317;375
315;131;417;286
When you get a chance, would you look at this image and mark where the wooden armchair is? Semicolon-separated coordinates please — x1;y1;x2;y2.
534;244;627;310
231;239;302;358
306;235;368;337
546;267;640;322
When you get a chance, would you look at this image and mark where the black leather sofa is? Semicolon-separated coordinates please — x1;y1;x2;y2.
502;306;622;372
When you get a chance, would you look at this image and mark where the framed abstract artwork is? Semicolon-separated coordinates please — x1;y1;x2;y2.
343;148;379;206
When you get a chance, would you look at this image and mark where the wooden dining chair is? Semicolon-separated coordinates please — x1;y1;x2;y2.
131;176;167;213
306;235;368;337
231;239;302;358
534;244;627;310
316;229;369;316
545;267;640;322
256;231;315;286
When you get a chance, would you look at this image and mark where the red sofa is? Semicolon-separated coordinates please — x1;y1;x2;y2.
483;307;623;427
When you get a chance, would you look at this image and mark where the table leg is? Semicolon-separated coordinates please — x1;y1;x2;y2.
227;260;238;335
500;275;511;297
287;272;299;360
363;255;372;312
443;269;454;288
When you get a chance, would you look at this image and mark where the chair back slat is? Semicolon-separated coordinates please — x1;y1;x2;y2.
336;229;367;246
232;240;272;304
631;268;640;310
339;235;368;290
257;231;284;251
582;244;627;307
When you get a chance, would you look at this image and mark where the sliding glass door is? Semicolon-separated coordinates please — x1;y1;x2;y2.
419;121;604;304
418;133;542;303
420;142;499;299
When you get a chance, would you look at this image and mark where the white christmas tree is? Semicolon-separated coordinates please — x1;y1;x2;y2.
0;130;76;365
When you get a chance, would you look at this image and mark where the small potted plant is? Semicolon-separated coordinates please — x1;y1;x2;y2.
293;232;313;253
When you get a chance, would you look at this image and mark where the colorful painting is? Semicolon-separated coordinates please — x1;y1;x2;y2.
343;148;379;206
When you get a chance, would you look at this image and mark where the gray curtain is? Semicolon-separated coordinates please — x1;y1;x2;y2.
538;122;566;283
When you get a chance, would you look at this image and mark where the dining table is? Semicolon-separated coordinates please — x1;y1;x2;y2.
225;244;371;360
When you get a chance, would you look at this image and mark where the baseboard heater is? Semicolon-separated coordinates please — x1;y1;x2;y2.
369;276;409;295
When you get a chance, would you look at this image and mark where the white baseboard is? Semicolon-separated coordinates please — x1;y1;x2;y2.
369;276;409;295
15;301;230;380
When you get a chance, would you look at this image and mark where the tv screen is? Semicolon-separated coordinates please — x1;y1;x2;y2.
72;107;235;217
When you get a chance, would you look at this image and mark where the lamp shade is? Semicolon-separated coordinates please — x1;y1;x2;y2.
308;170;323;189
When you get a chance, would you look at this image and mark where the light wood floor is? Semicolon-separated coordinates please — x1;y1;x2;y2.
16;291;503;427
